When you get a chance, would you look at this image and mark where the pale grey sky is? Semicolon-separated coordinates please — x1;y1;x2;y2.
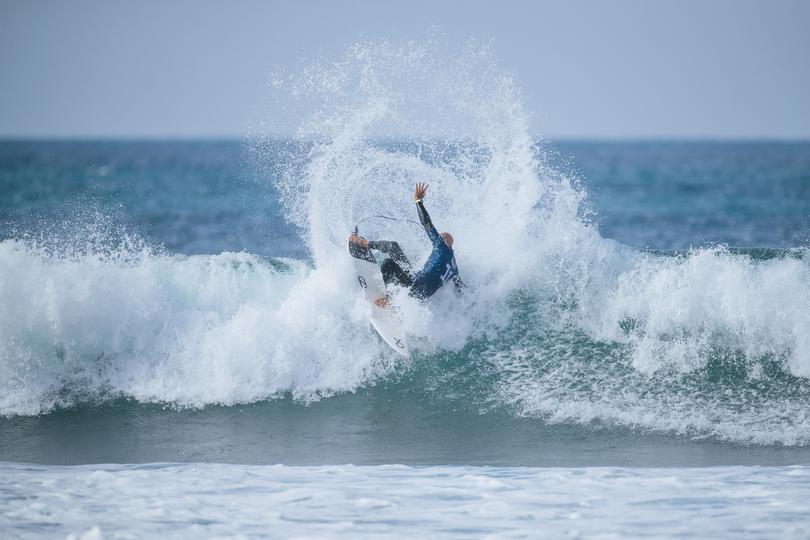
1;0;808;139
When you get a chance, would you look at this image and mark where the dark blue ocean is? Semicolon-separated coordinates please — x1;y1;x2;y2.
4;140;809;257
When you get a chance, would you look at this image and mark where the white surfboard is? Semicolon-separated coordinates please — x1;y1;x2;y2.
349;241;409;356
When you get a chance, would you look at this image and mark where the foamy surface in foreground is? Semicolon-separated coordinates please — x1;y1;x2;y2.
2;463;809;539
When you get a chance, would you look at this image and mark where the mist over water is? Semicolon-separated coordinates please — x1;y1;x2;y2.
2;39;810;448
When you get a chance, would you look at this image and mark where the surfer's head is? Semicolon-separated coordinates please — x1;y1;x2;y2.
440;232;454;247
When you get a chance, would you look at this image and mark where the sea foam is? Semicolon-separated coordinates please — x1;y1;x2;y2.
3;463;810;539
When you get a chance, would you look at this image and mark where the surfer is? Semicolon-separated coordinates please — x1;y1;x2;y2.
349;182;463;307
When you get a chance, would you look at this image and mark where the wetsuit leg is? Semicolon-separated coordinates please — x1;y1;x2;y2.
368;240;411;270
380;258;414;288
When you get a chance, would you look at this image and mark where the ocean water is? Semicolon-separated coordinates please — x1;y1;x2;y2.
2;41;810;538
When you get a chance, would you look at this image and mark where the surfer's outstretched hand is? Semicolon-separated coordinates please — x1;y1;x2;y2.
348;234;369;247
415;182;428;201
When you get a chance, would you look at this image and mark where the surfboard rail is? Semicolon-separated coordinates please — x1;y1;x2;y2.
348;240;409;356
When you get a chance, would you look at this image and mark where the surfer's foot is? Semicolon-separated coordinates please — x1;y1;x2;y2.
374;296;390;309
348;234;369;248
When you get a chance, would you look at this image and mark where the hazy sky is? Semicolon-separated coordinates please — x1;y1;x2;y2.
1;0;808;139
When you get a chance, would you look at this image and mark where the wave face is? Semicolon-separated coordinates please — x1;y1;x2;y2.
3;40;810;445
0;243;392;415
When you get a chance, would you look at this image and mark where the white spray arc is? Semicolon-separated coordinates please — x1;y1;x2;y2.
263;40;600;309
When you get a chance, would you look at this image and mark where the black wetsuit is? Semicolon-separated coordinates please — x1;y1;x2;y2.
368;200;462;299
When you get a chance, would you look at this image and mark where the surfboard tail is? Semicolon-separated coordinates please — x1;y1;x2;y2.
349;234;409;357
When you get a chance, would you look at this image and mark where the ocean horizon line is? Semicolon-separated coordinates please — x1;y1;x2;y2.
2;134;810;144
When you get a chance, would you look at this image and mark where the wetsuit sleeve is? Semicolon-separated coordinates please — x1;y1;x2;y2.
415;200;443;247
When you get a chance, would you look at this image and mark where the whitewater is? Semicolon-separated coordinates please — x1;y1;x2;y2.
2;462;809;539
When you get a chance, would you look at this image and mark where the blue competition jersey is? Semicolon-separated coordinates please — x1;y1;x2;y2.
410;201;461;299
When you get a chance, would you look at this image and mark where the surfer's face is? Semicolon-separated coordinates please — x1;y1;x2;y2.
441;232;454;247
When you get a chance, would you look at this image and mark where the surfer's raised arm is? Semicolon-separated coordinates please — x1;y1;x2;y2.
414;182;431;226
414;182;443;247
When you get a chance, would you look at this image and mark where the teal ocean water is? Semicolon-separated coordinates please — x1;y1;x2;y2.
2;41;810;538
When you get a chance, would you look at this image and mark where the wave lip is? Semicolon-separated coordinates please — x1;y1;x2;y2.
0;240;391;416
